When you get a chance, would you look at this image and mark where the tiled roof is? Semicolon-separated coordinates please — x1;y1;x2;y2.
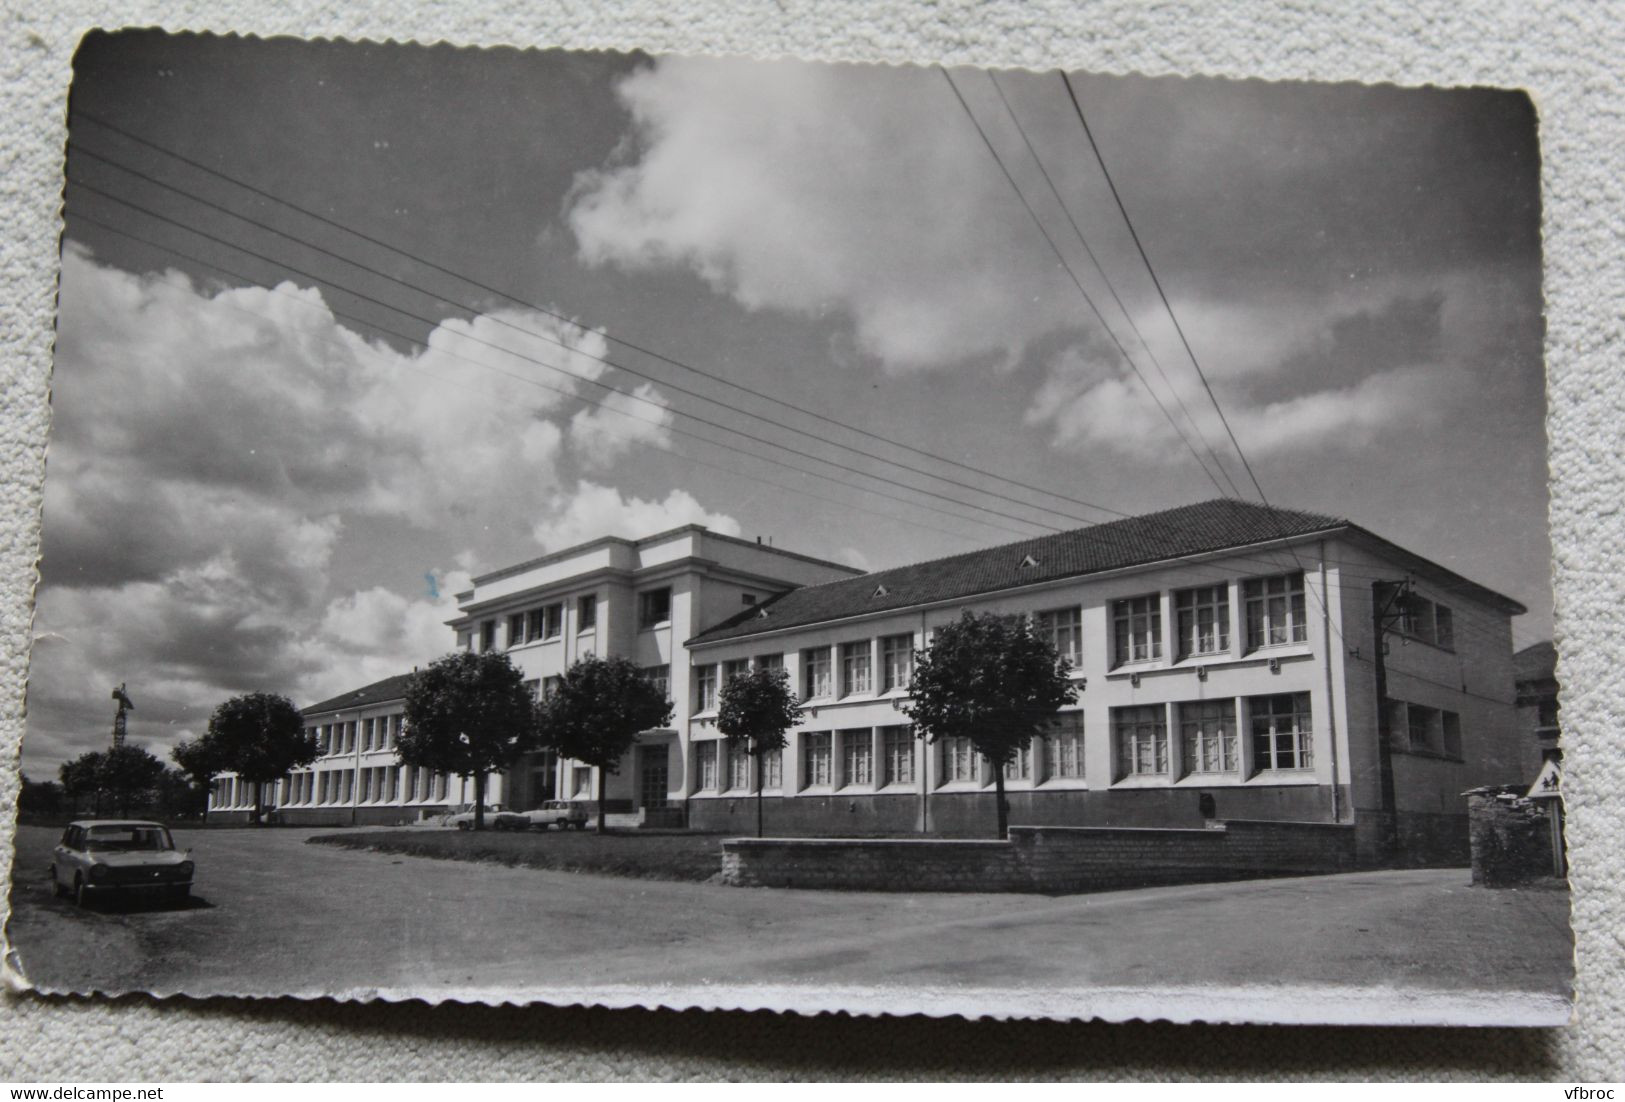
1513;641;1557;684
687;499;1349;646
304;672;416;716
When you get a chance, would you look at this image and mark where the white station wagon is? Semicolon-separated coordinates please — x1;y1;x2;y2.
50;820;194;906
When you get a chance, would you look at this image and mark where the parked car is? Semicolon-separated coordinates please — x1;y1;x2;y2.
50;820;193;907
512;800;590;831
445;802;505;830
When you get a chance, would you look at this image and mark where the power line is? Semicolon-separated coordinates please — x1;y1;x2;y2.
1059;70;1266;505
984;70;1244;499
936;67;1234;500
65;171;1068;540
72;110;1130;528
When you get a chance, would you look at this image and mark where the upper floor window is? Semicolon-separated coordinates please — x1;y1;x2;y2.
508;612;527;648
1397;593;1455;650
741;592;757;606
1244;572;1307;650
577;594;597;632
541;603;563;639
638;587;671;629
1249;692;1312;771
880;634;913;691
1114;704;1168;778
641;664;670;702
756;653;784;673
840;641;872;696
1175;585;1230;659
1034;607;1083;668
1441;711;1463;758
722;658;751;685
694;665;719;712
802;646;833;700
479;620;496;652
1112;595;1163;666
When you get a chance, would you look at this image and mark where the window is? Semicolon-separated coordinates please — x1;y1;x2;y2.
942;736;980;784
1442;711;1463;758
1250;693;1313;771
1435;605;1455;650
480;620;496;652
1180;699;1237;774
723;658;751;685
523;679;540;702
577;594;597;632
642;664;670;702
761;747;783;789
801;732;832;787
756;653;784;673
541;603;563;639
802;646;832;699
840;641;872;696
542;676;562;700
1045;713;1085;779
1244;572;1307;649
508;612;527;647
457;630;472;651
840;729;873;787
1114;705;1169;778
1402;596;1435;644
1175;585;1230;659
525;608;544;642
694;665;719;712
741;592;757;606
1034;607;1083;667
882;726;914;785
1112;595;1163;665
1004;743;1033;782
880;634;913;690
638;587;671;628
1406;703;1437;753
726;741;751;791
573;766;594;797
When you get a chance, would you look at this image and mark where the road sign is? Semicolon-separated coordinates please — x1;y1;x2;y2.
1526;759;1562;800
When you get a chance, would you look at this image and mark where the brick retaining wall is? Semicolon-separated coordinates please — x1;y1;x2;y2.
719;819;1357;892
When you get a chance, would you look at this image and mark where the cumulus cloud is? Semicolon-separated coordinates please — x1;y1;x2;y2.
532;481;741;552
567;381;673;468
567;57;1083;373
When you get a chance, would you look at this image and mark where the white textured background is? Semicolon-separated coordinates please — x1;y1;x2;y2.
2;0;1621;1081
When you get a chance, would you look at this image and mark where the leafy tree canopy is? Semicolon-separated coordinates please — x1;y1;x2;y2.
717;666;800;756
172;735;228;788
904;611;1078;766
398;650;540;778
206;692;319;784
541;654;674;771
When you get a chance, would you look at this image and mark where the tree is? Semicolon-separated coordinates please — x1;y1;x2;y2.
399;651;539;831
172;735;227;794
154;765;209;820
904;611;1078;839
539;654;673;834
59;752;106;816
717;666;801;838
206;692;319;825
18;774;64;820
98;744;167;816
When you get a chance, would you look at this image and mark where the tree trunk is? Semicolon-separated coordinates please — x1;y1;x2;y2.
993;763;1008;840
596;767;607;834
473;772;487;831
755;745;765;839
252;782;263;827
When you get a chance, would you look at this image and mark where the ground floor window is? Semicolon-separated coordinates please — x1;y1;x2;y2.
841;729;873;787
1114;705;1168;778
1249;692;1313;771
761;746;783;790
882;726;914;785
726;741;751;791
1180;699;1237;774
1045;713;1084;779
942;736;980;784
573;765;595;797
802;732;832;788
695;742;718;791
1004;743;1033;781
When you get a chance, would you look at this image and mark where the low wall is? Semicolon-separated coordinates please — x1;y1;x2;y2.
720;818;1357;893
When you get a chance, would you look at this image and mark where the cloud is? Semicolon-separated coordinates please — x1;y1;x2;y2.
567;381;673;468
532;481;741;552
567;57;1085;373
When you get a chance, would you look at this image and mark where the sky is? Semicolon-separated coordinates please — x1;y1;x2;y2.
23;30;1548;775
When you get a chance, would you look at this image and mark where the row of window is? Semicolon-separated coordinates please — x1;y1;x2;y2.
1111;572;1310;667
311;714;403;758
1114;693;1314;779
1391;699;1465;759
272;766;451;807
1383;587;1457;650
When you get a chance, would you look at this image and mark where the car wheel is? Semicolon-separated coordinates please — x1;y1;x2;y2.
456;820;470;831
50;865;66;897
73;874;89;908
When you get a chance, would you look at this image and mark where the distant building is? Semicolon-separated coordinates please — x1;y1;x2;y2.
1513;640;1561;769
207;499;1531;865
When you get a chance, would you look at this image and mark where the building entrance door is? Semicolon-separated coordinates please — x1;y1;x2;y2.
638;745;669;809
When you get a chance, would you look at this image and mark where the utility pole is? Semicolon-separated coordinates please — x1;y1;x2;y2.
1371;578;1412;864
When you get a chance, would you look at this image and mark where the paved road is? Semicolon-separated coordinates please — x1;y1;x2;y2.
4;825;1574;1025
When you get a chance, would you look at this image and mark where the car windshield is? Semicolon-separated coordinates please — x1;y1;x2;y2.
84;826;173;852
